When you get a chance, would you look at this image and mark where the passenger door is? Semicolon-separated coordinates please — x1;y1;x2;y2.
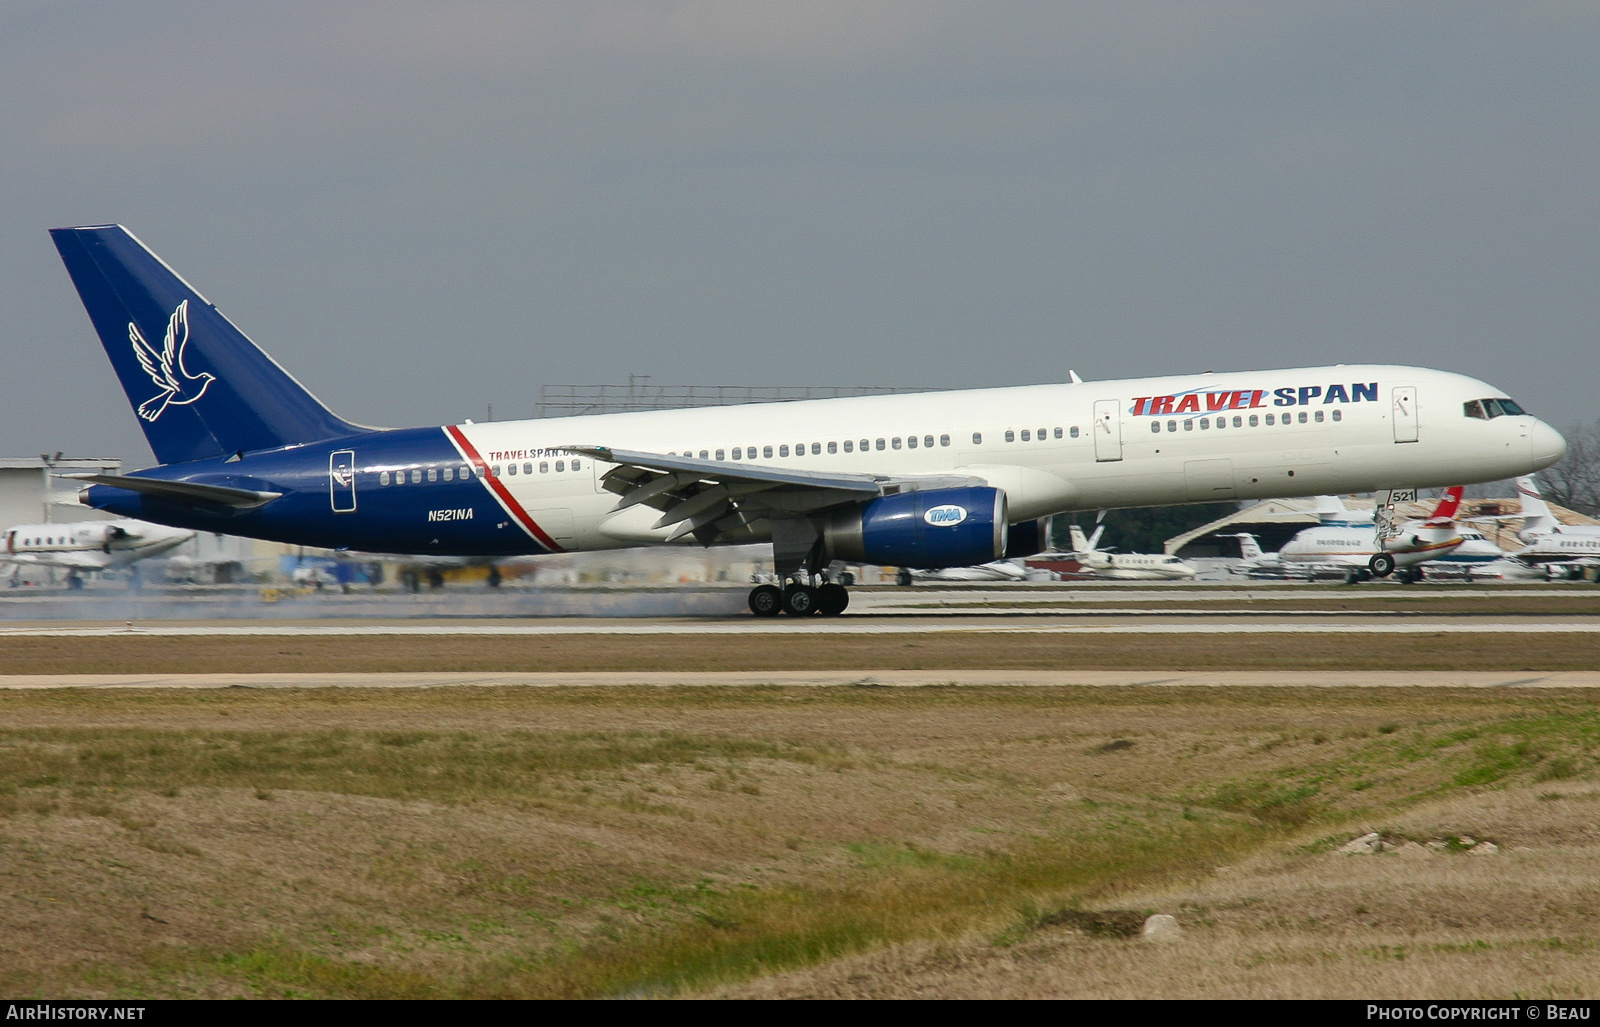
1093;400;1123;462
329;449;357;513
1392;387;1419;443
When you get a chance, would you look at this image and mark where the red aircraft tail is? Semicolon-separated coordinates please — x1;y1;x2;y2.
1423;486;1464;526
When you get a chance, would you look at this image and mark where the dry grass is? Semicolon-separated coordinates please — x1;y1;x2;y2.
1;686;1598;998
712;784;1600;998
3;630;1600;674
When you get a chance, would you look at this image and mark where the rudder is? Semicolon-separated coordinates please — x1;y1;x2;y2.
51;225;367;465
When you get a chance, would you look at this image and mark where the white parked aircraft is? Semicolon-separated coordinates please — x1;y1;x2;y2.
3;518;194;587
1485;477;1600;579
1062;523;1197;580
53;225;1569;616
1227;487;1467;583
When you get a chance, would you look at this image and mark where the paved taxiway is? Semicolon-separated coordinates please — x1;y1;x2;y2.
0;616;1596;636
2;670;1597;689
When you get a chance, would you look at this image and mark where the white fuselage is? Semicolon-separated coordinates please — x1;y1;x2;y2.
411;364;1560;556
3;519;194;571
1073;551;1198;580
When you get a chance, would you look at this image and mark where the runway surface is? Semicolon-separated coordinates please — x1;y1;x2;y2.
3;670;1597;689
0;617;1595;636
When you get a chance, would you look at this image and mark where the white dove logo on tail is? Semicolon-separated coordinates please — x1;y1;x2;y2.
129;300;215;421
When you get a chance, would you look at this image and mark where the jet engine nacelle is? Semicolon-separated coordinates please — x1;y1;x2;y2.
823;487;1007;569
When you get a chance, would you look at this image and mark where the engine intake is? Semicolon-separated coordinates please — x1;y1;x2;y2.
823;487;1007;569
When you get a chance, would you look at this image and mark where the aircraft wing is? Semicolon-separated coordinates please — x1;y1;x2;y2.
565;445;984;544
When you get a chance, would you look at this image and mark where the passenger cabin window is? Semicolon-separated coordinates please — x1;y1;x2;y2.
1298;411;1308;423
1037;428;1045;440
1184;420;1194;431
907;436;917;449
1265;414;1275;425
924;435;934;448
779;445;789;457
1020;430;1029;441
1200;418;1210;429
1331;410;1341;422
380;471;390;485
716;449;725;460
1005;430;1015;442
1070;426;1079;438
540;462;549;473
940;434;950;447
843;440;853;452
1314;410;1324;422
1249;415;1259;426
699;450;708;460
860;439;870;451
972;433;982;445
764;446;773;458
1167;420;1177;432
876;439;886;451
891;437;902;450
572;458;581;470
1150;421;1161;433
427;468;438;482
554;460;564;472
827;441;837;454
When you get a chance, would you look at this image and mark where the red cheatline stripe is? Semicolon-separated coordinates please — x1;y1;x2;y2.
443;425;564;553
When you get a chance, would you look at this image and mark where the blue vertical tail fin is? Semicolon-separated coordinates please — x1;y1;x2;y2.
51;224;367;465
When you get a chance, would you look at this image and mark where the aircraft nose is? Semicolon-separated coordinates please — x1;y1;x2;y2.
1530;420;1567;469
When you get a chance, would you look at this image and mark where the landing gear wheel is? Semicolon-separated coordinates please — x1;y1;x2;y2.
1368;553;1396;578
782;585;819;616
816;583;849;616
896;568;914;587
748;584;783;617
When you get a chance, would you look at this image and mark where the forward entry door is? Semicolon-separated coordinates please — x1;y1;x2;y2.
329;450;357;513
1392;387;1419;443
1093;400;1123;462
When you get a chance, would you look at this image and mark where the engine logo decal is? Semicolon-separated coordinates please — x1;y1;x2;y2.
924;505;969;526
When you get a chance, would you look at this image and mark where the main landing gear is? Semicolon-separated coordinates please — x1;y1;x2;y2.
748;578;850;618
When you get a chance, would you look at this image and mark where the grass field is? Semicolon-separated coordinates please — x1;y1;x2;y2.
3;684;1599;998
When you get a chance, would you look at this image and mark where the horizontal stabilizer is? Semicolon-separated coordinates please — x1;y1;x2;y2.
61;473;282;509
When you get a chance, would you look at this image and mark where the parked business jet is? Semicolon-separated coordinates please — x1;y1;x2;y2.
1062;523;1197;580
51;225;1567;615
1226;487;1468;582
3;518;193;586
1493;477;1600;578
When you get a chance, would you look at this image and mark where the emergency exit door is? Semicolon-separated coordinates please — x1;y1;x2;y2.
329;450;357;513
1093;400;1123;462
1392;387;1419;443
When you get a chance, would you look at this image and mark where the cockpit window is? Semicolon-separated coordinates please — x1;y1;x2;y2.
1465;397;1527;419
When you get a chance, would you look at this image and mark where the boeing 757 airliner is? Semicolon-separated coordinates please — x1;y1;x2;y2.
50;225;1567;615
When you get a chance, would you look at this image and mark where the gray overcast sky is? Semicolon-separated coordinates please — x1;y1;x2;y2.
1;1;1596;470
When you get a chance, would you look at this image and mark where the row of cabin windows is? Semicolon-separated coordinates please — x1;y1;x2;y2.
21;536;69;546
377;458;582;486
1002;426;1081;443
1151;409;1341;433
673;435;955;461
